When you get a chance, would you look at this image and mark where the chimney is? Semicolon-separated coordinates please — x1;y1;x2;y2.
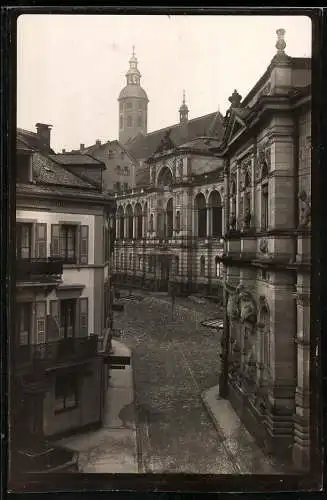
80;143;85;152
35;123;52;148
96;140;101;146
62;148;66;153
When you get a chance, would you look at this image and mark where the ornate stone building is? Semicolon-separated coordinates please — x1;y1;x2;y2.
216;29;311;470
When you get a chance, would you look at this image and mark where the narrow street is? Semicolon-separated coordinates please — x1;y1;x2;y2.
114;291;238;474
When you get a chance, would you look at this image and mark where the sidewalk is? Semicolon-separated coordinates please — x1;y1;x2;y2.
56;340;138;473
202;384;282;475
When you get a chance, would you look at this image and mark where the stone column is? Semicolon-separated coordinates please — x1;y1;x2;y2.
115;217;120;240
264;271;297;459
132;215;137;239
293;273;311;470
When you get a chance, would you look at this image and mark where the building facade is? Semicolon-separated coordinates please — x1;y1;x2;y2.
75;139;138;193
113;133;225;298
218;30;311;470
13;125;115;472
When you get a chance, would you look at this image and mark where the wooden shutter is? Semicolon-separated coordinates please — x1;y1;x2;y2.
79;298;88;337
50;300;63;339
79;225;89;264
35;301;46;350
51;224;61;258
35;223;47;258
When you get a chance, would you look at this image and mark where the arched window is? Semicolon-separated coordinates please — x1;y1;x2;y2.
200;256;206;277
208;190;223;237
176;211;181;232
126;204;133;240
126;102;133;110
215;256;223;278
157;166;173;188
137;115;143;127
195;193;207;238
116;165;121;175
243;170;251;229
143;202;148;236
134;203;143;239
117;206;124;240
127;116;132;127
119;115;123;130
166;198;173;238
261;162;269;231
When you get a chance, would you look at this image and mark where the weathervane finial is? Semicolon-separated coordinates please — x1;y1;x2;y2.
132;45;135;56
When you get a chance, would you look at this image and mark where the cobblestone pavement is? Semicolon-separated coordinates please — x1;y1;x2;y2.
113;291;239;474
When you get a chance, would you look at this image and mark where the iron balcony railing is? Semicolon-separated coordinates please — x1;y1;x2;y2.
16;335;98;369
16;258;64;283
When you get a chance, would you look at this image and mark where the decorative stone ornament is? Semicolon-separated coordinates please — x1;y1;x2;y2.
298;190;311;228
228;89;242;108
259;238;268;254
276;28;286;54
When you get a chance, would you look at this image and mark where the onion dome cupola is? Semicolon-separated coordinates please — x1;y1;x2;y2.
118;47;149;145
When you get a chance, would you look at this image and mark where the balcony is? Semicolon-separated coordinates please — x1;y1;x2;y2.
16;258;63;285
16;335;98;371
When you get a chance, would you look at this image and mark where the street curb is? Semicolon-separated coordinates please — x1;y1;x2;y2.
201;384;279;475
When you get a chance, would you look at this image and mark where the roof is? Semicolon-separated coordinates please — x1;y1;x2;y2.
32;152;97;189
177;136;222;153
17;182;114;203
49;153;105;167
125;111;225;161
17;128;55;154
118;85;148;101
80;139;139;165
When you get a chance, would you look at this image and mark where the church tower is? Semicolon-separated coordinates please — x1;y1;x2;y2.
118;47;149;144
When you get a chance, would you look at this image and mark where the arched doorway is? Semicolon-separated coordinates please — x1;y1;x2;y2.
194;193;207;238
166;198;173;238
208;190;223;237
126;204;133;240
134;203;143;239
157;166;173;188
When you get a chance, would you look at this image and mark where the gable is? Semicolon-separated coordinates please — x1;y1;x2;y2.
223;111;247;146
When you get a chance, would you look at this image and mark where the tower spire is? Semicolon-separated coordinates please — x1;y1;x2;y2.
179;90;189;124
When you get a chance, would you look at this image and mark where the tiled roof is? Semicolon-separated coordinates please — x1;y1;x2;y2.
17;128;55;154
17;182;113;202
50;153;104;167
126;111;225;161
177;136;222;152
32;152;96;189
136;165;150;187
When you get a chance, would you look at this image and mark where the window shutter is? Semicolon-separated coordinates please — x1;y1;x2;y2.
79;225;89;264
51;225;61;258
50;300;62;339
35;223;47;258
79;298;88;337
35;301;46;359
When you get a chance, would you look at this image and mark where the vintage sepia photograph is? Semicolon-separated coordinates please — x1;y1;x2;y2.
9;10;321;492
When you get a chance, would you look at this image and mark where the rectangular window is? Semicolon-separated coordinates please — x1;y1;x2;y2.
262;184;269;230
119;115;123;130
60;225;77;263
126;102;133;109
55;374;78;413
60;299;76;338
115;182;121;192
16;223;32;259
16;302;32;346
123;182;128;191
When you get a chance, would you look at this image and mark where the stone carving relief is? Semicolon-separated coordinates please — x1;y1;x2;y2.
259;238;268;254
239;157;252;191
298;190;311;228
227;285;257;325
256;141;272;181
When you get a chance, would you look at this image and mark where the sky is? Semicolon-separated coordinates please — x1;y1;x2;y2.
17;14;312;153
